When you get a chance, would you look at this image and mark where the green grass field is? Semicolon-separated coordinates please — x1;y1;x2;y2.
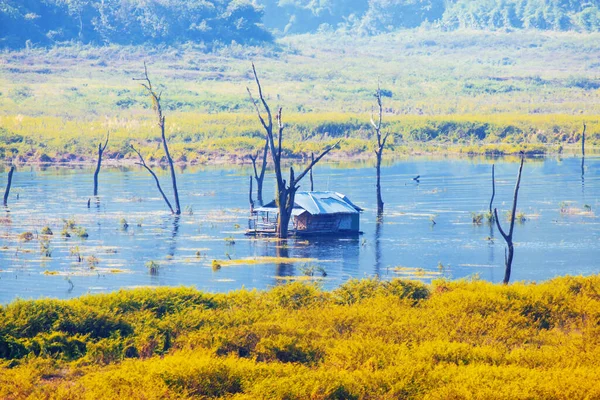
1;30;599;162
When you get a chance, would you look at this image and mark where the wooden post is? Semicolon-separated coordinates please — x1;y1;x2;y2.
93;132;109;196
134;63;181;215
494;157;524;284
247;64;339;238
3;166;15;206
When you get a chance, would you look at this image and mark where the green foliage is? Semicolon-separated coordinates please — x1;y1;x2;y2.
0;0;272;49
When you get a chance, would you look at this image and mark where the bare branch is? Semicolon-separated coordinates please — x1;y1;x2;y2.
277;107;283;161
250;63;273;131
247;87;268;132
101;131;110;152
494;208;509;242
507;157;524;238
130;144;175;214
293;140;341;186
381;131;391;150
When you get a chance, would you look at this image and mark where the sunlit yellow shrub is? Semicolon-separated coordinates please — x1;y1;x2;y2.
2;276;600;399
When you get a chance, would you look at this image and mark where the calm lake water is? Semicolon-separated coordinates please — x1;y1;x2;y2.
1;156;598;303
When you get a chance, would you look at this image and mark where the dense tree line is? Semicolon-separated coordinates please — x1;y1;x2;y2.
0;0;272;48
2;0;600;48
263;0;600;34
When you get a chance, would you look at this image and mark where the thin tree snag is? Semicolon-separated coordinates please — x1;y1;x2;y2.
371;82;391;216
249;137;269;206
131;145;175;214
93;132;110;196
249;176;255;212
494;157;524;285
3;166;15;206
582;123;586;158
489;164;495;216
309;153;314;191
134;63;181;215
248;63;339;238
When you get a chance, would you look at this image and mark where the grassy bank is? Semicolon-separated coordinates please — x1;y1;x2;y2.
1;30;600;163
0;112;596;164
2;276;600;398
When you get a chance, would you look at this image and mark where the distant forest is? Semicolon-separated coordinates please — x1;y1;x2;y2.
2;0;600;49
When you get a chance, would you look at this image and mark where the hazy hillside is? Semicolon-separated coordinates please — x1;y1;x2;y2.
2;0;600;49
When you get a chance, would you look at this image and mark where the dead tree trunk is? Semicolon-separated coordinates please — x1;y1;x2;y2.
371;83;391;216
93;132;109;196
131;145;175;214
3;166;15;206
249;176;254;212
247;64;339;238
489;164;495;216
582;123;586;158
494;157;524;285
309;153;314;191
249;137;269;206
134;63;181;215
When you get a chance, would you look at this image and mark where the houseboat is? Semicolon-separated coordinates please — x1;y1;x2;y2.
247;191;362;236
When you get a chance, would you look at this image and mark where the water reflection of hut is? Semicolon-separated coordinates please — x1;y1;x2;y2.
247;191;362;236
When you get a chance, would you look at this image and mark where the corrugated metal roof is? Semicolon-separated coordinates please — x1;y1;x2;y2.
256;191;362;215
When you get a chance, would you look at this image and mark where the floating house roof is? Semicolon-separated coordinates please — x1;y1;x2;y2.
257;191;362;215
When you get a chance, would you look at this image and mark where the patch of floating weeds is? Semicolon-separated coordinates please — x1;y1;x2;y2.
39;238;52;257
87;256;99;269
19;232;34;241
300;263;327;277
393;266;442;279
145;261;160;275
274;275;322;282
70;246;82;262
76;227;89;238
471;212;484;224
40;226;53;235
43;270;59;275
210;256;319;268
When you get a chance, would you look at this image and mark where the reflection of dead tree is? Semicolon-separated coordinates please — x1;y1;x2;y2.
131;145;174;214
3;166;15;206
371;83;391;216
582;123;586;185
133;63;181;215
93;132;109;196
494;157;524;284
248;176;254;212
249;137;269;205
489;164;495;217
248;63;339;238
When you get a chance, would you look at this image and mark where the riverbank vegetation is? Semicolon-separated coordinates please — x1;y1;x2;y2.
1;275;600;398
1;30;599;163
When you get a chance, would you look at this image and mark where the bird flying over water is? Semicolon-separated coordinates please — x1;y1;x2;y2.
413;175;420;182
